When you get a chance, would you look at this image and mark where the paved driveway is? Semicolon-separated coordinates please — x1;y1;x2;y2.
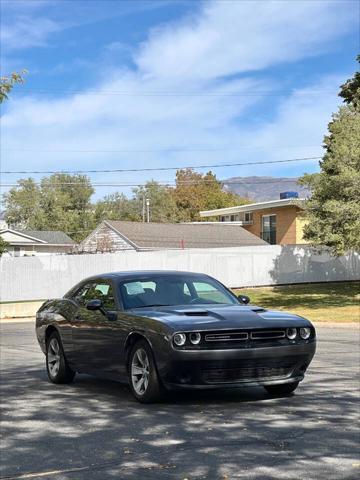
0;321;359;480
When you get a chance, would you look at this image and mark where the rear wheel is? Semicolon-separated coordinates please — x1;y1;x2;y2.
46;331;75;384
265;381;299;396
129;340;162;403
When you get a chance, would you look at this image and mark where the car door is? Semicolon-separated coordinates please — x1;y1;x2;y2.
70;280;128;378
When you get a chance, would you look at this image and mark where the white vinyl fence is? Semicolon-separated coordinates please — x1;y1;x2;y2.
1;245;359;303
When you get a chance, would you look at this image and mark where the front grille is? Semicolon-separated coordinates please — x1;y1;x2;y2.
202;329;286;348
205;332;248;342
250;330;285;340
202;360;296;384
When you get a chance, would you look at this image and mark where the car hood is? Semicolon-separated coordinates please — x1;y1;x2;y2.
128;304;312;330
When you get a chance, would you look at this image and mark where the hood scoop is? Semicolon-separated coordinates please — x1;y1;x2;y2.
183;310;209;317
251;307;266;313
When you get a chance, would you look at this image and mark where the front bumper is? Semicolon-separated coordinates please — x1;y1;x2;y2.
158;341;316;390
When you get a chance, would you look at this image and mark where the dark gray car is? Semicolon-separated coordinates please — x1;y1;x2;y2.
36;271;316;403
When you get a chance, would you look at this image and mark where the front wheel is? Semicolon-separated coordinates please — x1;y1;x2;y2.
46;331;75;384
265;381;299;396
129;340;163;403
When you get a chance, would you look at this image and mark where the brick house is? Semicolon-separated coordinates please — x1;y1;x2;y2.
200;196;307;245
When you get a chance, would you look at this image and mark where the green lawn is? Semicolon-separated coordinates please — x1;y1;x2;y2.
233;282;360;323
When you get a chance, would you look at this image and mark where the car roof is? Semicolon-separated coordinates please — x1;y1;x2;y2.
80;270;210;284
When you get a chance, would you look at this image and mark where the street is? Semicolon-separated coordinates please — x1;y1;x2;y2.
0;321;359;480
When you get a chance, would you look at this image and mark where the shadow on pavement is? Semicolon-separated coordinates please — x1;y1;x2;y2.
1;356;359;480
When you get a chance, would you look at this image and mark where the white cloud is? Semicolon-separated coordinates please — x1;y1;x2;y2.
136;0;354;80
1;16;62;51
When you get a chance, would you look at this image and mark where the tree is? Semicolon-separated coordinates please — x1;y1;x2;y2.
3;178;42;229
0;71;26;103
94;192;140;223
171;169;248;222
339;54;360;108
95;181;182;224
3;174;95;242
133;181;181;223
299;59;360;255
0;237;9;256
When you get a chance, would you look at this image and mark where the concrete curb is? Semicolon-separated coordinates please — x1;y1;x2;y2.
0;317;35;323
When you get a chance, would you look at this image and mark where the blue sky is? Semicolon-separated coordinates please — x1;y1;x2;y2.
1;0;359;200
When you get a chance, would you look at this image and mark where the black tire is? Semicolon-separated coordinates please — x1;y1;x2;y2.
265;381;299;396
46;331;75;384
128;339;163;403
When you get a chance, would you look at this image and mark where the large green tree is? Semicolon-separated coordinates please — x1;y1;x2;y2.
95;181;182;224
95;192;140;223
133;181;181;223
171;169;248;222
299;59;360;255
3;174;95;241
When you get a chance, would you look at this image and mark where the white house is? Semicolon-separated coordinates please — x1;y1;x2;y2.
0;228;76;256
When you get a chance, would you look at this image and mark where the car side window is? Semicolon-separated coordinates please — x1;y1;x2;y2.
72;284;92;307
87;282;116;310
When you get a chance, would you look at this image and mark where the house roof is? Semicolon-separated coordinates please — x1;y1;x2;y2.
200;198;305;217
103;220;267;249
0;229;76;245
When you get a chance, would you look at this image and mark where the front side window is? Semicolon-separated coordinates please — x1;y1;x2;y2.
119;275;238;309
72;284;92;306
72;282;116;309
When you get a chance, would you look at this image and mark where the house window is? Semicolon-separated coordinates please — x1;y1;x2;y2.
261;215;277;244
230;214;238;222
14;246;20;257
244;212;253;223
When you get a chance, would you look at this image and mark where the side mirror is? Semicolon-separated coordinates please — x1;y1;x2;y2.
86;299;103;311
238;294;250;305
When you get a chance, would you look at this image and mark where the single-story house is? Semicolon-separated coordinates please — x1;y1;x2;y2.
0;228;76;256
80;220;267;253
200;194;307;245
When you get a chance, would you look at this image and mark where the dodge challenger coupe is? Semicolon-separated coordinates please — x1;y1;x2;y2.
36;271;316;403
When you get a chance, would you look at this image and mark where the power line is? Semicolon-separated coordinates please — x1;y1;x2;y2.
0;156;321;175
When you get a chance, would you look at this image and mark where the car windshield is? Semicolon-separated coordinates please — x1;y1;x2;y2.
119;275;239;310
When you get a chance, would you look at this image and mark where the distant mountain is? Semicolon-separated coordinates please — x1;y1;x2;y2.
222;176;310;202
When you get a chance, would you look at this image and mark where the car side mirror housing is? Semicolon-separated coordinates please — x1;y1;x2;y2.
86;299;103;311
238;294;250;305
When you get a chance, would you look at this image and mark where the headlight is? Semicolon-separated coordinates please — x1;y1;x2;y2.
173;333;186;346
189;332;201;345
286;327;297;340
300;327;311;339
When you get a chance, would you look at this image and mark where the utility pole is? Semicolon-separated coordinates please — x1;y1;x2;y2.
142;196;146;222
146;198;150;223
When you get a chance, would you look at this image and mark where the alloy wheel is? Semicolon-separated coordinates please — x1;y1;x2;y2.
131;348;150;396
47;338;61;377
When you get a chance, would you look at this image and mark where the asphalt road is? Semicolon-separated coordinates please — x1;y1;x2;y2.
0;322;359;480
